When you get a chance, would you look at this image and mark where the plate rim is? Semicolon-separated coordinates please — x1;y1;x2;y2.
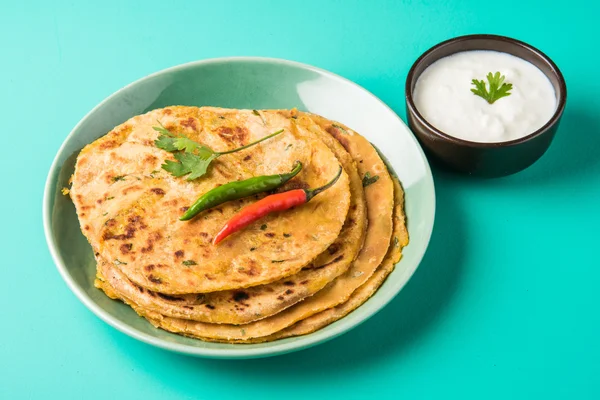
43;56;436;359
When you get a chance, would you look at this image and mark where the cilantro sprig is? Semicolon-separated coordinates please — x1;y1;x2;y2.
153;124;283;181
471;72;513;104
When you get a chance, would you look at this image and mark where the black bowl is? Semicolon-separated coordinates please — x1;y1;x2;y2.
405;34;567;177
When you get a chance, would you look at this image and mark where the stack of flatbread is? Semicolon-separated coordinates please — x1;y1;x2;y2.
70;106;408;343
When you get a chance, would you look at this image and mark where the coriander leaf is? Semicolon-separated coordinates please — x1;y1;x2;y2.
182;260;197;266
161;158;189;177
182;152;218;181
155;135;179;152
172;137;207;153
471;71;513;104
112;175;125;182
161;152;217;180
362;172;379;187
153;125;283;181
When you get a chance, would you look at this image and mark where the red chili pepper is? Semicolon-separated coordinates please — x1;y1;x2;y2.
213;166;343;245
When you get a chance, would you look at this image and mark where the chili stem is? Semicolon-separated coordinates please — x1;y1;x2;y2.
217;129;284;155
305;166;343;201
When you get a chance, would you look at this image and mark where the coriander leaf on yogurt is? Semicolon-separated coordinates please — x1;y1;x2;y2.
471;72;513;104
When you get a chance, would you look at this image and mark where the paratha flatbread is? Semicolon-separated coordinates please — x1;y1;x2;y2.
72;106;350;294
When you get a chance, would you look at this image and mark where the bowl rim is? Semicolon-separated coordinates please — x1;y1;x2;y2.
405;33;567;148
43;56;435;358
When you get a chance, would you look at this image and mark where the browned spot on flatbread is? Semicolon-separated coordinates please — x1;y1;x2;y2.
120;243;133;254
240;261;258;276
141;231;162;253
150;188;165;195
283;281;295;286
147;274;162;284
157;293;184;302
216;125;248;147
99;140;118;150
327;243;340;255
174;250;184;258
307;254;344;270
144;154;158;164
180;117;197;130
205;304;215;310
102;215;146;241
233;291;250;302
115;124;132;136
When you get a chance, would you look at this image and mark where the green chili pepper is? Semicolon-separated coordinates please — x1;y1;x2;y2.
180;161;303;221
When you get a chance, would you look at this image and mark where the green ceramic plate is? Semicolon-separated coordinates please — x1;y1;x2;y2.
43;58;435;359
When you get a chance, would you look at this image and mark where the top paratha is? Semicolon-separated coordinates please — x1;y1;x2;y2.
71;106;351;294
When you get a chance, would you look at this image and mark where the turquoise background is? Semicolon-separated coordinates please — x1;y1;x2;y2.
2;0;598;398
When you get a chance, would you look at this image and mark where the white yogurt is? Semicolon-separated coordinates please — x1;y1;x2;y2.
413;50;557;143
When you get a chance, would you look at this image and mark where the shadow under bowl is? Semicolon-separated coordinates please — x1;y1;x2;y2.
405;34;567;178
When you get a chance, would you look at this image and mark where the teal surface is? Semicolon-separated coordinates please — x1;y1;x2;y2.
2;0;598;398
